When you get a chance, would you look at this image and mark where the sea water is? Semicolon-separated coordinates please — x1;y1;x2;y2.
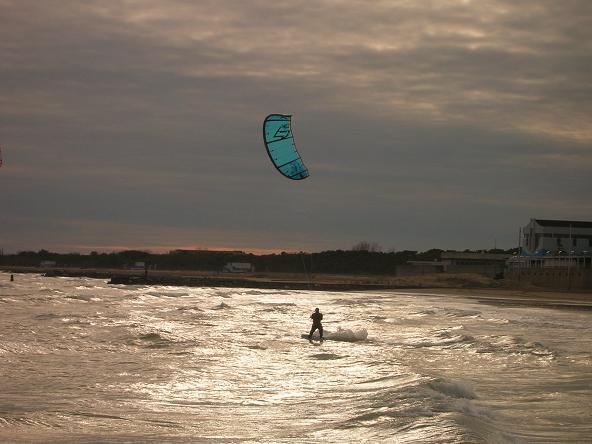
0;272;591;443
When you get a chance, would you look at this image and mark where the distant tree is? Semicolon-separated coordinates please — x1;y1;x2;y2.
351;241;382;252
37;249;52;259
415;249;443;261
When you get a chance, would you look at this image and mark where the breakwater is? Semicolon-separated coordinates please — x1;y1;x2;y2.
2;267;418;292
106;274;407;291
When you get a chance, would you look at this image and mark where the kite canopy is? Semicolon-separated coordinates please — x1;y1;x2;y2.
263;114;309;180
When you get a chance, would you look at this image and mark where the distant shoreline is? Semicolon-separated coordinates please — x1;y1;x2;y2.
394;287;592;309
0;266;421;292
2;266;591;308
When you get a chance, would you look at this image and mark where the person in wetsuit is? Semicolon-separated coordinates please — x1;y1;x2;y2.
308;307;323;340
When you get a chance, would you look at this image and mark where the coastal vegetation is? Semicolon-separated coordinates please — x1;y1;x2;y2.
0;247;517;275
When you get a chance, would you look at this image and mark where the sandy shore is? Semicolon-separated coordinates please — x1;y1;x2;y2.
395;287;592;308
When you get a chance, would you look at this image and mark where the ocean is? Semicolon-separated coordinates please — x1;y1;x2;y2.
1;272;591;443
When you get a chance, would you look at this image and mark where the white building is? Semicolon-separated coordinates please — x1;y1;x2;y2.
522;219;592;255
40;260;57;267
222;262;255;273
398;252;510;278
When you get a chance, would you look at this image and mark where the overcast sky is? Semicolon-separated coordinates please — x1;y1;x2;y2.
1;0;591;254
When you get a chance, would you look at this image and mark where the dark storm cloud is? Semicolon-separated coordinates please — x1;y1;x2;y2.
1;0;590;253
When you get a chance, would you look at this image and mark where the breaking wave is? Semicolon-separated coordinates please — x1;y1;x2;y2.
428;379;477;400
308;327;368;342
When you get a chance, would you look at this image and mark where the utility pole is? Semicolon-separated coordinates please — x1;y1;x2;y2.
567;224;572;290
517;226;522;285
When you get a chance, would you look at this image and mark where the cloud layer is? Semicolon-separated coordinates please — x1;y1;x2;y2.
1;0;591;253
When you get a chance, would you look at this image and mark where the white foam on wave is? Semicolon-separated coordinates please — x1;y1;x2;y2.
443;308;482;318
75;285;100;290
0;297;18;303
323;327;368;342
413;335;473;348
427;379;497;422
406;329;475;348
475;334;556;359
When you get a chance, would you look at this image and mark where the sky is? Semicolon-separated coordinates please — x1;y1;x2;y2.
1;0;591;254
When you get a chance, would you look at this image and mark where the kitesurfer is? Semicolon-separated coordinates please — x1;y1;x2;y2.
308;307;323;340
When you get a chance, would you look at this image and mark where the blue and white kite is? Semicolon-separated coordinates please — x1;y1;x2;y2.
263;114;309;180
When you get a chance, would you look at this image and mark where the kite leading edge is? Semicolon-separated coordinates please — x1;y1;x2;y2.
263;114;309;180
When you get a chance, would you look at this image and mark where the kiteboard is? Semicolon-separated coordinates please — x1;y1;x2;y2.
301;334;324;342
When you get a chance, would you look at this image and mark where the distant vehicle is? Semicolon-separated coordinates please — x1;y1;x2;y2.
222;262;255;273
40;261;57;267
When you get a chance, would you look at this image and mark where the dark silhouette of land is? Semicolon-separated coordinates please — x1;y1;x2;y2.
0;247;516;274
2;248;591;307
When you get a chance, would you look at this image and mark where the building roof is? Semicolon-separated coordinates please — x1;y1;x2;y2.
534;219;592;228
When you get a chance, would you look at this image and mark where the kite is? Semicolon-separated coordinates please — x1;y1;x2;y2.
263;114;309;180
0;145;3;168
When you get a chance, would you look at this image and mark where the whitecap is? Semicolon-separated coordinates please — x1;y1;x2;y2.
319;327;368;342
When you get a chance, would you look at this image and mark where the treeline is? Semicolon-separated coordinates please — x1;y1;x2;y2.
0;247;517;275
